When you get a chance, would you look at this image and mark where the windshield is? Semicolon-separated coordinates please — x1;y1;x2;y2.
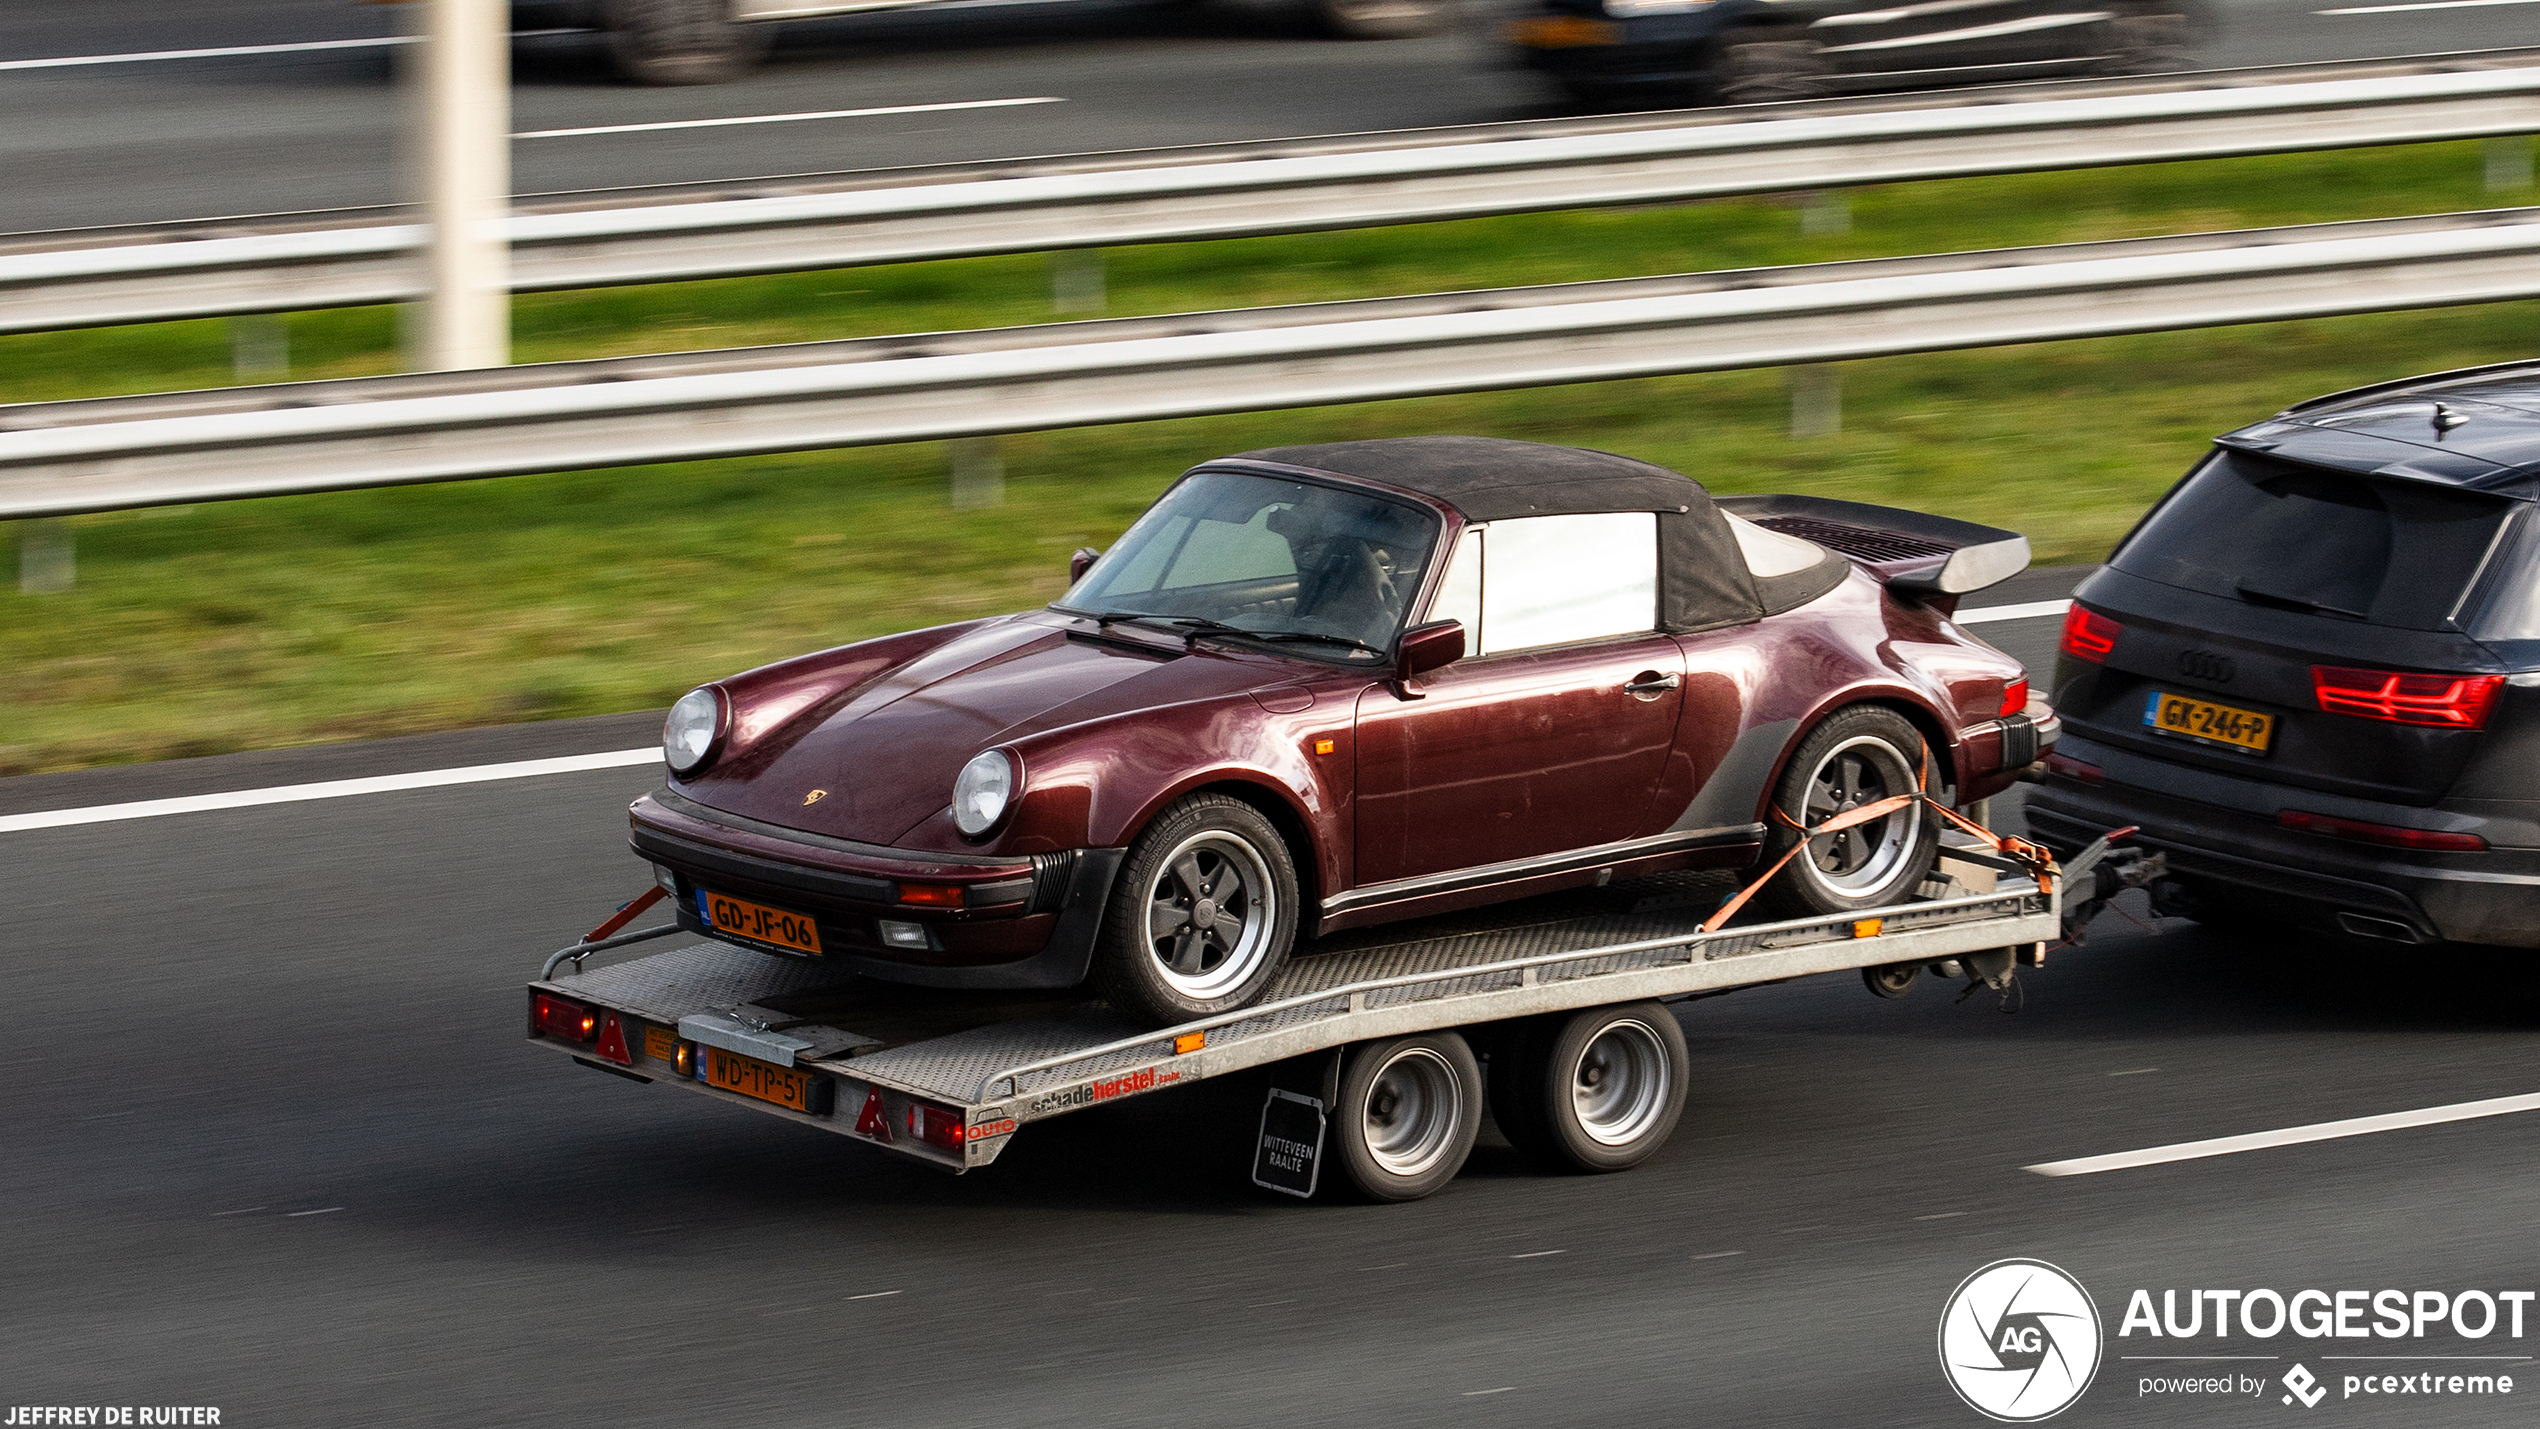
1060;471;1440;652
2111;449;2512;630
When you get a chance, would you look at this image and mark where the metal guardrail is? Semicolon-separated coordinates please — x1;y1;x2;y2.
6;205;2540;519
9;49;2540;333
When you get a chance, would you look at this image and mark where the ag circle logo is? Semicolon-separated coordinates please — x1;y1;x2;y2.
1939;1258;2103;1421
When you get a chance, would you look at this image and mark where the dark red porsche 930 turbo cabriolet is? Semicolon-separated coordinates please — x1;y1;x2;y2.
629;437;2055;1024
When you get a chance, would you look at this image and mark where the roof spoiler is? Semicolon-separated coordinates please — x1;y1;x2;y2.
1716;494;2030;597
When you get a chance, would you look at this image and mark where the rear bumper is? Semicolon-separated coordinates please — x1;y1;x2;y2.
628;791;1125;989
2027;737;2540;947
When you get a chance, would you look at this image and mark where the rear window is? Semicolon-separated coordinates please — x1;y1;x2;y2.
2110;450;2512;630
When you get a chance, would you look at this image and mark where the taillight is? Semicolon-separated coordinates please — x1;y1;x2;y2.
2277;809;2487;852
2043;751;2102;785
2000;677;2030;718
2059;606;2121;663
906;1101;967;1150
533;992;598;1043
2311;666;2504;730
896;882;964;908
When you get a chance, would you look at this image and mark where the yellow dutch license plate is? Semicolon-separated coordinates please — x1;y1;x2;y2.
2143;689;2275;755
706;1046;817;1113
700;889;823;955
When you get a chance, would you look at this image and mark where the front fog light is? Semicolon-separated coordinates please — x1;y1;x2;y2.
952;750;1013;836
878;920;935;951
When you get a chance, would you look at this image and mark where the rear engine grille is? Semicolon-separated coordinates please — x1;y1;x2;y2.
1755;516;1954;563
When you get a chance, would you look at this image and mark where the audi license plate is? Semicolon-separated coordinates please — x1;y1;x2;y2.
699;888;823;955
2143;689;2274;755
706;1046;818;1113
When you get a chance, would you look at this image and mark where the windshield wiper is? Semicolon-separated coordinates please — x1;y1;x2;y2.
1249;630;1388;658
2234;582;2368;620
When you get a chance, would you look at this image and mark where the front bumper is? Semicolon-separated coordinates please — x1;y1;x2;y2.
629;790;1125;989
2026;736;2540;948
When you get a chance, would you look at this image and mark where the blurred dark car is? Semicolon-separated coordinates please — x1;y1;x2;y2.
2028;364;2540;949
630;437;2049;1025
1505;0;2197;107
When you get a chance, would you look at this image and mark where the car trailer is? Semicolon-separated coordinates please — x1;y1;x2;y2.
526;836;2085;1202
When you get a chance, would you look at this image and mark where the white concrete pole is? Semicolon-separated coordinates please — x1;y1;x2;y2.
411;0;511;371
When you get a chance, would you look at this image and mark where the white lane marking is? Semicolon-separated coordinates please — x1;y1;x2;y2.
2109;1067;2160;1076
0;594;2062;835
0;747;661;835
2321;0;2540;13
211;1207;267;1217
1914;1210;1968;1220
0;32;577;70
1510;1249;1566;1259
845;1290;901;1301
1461;1388;1516;1397
286;1207;345;1217
1691;1250;1744;1260
2025;1090;2540;1176
1822;12;2111;52
515;96;1065;140
1958;597;2071;625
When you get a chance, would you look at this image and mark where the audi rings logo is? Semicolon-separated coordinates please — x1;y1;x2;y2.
2176;649;2236;683
1939;1259;2104;1421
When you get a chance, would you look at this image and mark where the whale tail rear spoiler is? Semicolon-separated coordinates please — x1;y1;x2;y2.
1717;494;2030;600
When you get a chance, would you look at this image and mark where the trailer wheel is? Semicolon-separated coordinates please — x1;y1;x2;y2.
1332;1032;1482;1201
1755;706;1942;921
604;0;769;85
1092;793;1300;1026
1490;1002;1687;1173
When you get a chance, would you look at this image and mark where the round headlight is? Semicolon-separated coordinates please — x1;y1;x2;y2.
952;750;1014;837
663;686;724;775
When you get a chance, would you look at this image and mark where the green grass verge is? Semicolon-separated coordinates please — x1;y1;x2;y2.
5;139;2537;775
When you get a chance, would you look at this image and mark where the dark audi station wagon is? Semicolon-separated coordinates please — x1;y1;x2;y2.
2029;363;2540;949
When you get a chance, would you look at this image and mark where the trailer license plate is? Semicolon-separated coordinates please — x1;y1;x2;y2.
2143;690;2274;755
699;889;823;955
706;1046;817;1113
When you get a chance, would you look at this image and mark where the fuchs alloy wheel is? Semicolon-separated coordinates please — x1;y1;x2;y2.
1333;1032;1484;1202
1093;794;1300;1025
1757;706;1943;920
1490;1002;1688;1173
1307;0;1456;40
1701;33;1831;106
603;0;769;84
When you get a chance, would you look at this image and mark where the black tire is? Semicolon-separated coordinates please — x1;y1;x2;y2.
1333;1032;1483;1201
1091;794;1301;1026
1700;32;1831;107
1490;1003;1687;1173
1755;706;1943;921
1307;0;1457;40
1862;963;1920;999
603;0;769;85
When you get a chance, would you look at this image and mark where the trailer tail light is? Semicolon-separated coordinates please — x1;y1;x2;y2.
2058;606;2121;664
2276;809;2487;852
2043;751;2102;786
2311;666;2504;729
533;993;598;1043
2000;678;2030;718
906;1101;967;1150
896;882;965;908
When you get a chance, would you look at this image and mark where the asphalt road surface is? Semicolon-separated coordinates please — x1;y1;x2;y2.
7;0;2540;231
6;580;2537;1427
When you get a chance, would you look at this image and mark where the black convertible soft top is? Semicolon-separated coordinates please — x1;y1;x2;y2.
1222;436;1844;632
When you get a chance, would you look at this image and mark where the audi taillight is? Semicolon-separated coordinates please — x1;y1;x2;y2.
2277;809;2487;852
532;992;598;1043
905;1101;967;1150
2058;606;2121;664
2311;666;2503;730
2000;678;2031;718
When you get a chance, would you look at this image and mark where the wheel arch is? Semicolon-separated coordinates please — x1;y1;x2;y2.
1756;688;1964;822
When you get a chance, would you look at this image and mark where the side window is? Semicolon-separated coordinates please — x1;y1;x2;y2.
1427;528;1483;643
1479;513;1657;654
1163;505;1297;587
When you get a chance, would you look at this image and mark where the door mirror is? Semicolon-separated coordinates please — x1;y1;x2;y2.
1068;546;1101;584
1395;620;1466;684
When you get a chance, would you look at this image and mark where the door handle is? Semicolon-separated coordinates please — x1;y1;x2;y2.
1623;671;1682;699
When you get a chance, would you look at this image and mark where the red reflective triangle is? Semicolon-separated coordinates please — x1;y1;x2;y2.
853;1085;892;1142
595;1014;632;1066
